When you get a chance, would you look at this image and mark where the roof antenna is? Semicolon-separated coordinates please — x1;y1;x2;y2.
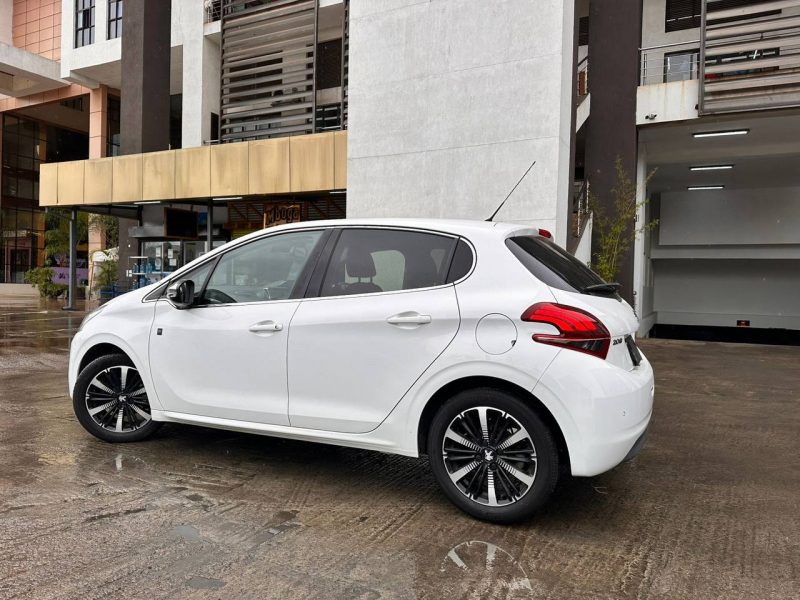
486;160;536;222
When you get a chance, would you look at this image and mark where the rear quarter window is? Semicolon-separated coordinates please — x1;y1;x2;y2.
505;235;608;294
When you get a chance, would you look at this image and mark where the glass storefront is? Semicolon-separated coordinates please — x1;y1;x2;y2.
1;115;47;283
1;111;90;284
131;240;224;288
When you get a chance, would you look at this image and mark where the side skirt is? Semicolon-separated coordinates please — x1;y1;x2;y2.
151;410;419;458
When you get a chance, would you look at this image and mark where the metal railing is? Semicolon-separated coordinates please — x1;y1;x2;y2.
572;180;590;239
204;0;221;23
639;40;701;86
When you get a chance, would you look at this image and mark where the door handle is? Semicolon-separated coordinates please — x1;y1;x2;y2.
249;321;283;333
386;313;432;326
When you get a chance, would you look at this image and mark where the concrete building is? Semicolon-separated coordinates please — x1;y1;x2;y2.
1;0;799;341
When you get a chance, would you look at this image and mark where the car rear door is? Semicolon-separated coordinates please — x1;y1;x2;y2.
287;227;462;433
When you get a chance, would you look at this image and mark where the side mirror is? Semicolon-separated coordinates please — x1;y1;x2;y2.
166;280;195;309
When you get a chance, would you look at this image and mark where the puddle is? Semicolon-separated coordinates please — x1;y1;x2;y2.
185;576;225;590
172;524;203;543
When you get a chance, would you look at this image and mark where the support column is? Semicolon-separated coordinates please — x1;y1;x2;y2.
88;85;109;160
65;209;78;310
121;0;172;155
585;0;642;302
206;199;213;253
181;0;220;148
118;0;173;287
87;86;109;297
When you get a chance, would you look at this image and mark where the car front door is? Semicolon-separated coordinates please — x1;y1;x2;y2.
149;229;327;425
288;228;463;433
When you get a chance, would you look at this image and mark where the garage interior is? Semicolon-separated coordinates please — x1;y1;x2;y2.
639;109;800;344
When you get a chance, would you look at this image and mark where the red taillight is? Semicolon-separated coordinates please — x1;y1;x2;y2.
538;229;552;239
521;302;610;359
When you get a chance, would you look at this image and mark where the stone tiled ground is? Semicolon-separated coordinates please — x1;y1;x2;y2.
1;295;798;599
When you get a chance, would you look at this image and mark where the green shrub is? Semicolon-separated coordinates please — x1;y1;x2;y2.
23;267;68;299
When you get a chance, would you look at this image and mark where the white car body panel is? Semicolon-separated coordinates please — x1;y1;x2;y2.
148;298;300;425
69;218;655;478
288;285;460;433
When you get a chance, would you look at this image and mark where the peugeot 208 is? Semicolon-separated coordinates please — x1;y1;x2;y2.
69;220;654;523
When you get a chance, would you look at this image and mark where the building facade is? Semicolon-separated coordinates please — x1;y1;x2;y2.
2;0;799;339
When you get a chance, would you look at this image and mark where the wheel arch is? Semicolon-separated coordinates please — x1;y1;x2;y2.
78;342;130;374
416;376;571;472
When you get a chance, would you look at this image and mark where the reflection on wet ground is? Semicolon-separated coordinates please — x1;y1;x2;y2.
1;295;798;599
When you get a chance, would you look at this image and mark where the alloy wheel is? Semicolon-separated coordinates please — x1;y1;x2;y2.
442;406;537;507
84;366;151;433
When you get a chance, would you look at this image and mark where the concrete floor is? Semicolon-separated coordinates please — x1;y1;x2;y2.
0;296;798;600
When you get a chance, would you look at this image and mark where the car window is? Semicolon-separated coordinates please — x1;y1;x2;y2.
321;229;456;297
157;260;214;302
446;239;474;283
202;230;324;304
506;235;614;296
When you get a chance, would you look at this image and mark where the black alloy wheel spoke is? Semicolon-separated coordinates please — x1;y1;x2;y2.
85;366;151;434
443;406;537;507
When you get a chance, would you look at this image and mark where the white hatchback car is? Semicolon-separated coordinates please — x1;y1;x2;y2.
70;219;654;523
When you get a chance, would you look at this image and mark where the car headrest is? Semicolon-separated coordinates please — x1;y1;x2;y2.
344;247;377;279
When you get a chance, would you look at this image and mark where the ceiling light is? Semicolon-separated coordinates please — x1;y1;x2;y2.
690;164;734;171
688;185;724;191
692;129;749;138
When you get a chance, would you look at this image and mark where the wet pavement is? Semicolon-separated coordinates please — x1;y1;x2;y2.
0;295;798;599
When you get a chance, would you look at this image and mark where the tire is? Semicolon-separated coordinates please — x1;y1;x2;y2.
427;387;559;524
73;353;162;443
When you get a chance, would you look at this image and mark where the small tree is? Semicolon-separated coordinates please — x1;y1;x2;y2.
590;158;658;282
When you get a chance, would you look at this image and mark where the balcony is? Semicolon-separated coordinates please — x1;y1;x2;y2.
204;0;222;23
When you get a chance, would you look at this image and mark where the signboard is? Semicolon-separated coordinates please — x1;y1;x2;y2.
52;267;89;286
263;203;302;228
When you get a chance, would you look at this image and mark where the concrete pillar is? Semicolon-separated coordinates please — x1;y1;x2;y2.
65;208;78;310
346;0;575;246
87;85;108;294
120;0;172;155
88;85;108;159
118;0;172;287
585;0;642;302
180;0;220;148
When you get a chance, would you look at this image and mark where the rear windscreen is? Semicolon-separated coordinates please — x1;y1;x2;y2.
505;236;614;296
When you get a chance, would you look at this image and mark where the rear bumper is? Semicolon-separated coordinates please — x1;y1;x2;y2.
532;349;655;477
623;427;649;462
